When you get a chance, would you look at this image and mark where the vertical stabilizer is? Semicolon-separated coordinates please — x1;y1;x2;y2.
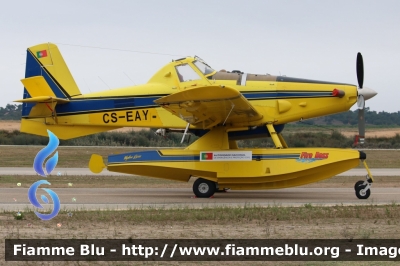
22;43;82;116
25;43;81;98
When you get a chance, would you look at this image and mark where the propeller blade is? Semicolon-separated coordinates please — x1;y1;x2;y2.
357;95;365;110
356;52;364;89
358;108;365;144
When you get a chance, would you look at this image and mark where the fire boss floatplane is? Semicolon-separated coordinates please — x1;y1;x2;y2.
16;43;377;199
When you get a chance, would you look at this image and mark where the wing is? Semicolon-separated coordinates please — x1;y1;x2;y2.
154;85;263;129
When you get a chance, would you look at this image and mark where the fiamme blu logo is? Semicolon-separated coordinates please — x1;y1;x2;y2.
28;130;61;220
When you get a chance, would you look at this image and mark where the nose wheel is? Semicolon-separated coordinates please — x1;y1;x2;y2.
354;160;374;200
354;174;373;200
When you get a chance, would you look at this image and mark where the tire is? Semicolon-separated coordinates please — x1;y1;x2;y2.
193;178;216;198
354;180;365;190
355;185;371;199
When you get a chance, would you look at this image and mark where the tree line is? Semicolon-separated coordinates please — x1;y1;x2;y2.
1;104;399;126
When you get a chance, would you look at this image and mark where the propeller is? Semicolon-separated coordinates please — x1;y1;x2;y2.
356;52;365;144
355;53;377;145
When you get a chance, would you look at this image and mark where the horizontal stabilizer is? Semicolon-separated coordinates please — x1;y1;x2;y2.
15;96;69;104
20;119;121;140
16;76;70;104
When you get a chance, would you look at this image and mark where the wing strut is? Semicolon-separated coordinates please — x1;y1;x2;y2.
266;124;283;149
278;133;288;148
181;123;190;144
223;102;235;126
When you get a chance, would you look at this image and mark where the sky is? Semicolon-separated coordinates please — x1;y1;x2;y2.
1;0;399;112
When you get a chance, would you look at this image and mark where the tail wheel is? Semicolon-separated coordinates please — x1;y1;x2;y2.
193;178;216;198
355;185;371;199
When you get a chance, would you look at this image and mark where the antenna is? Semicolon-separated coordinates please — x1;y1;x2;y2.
123;72;136;85
83;78;92;93
98;76;110;89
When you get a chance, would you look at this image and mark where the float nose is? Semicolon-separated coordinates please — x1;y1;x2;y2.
357;87;377;101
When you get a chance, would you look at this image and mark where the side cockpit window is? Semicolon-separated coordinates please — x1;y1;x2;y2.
175;64;201;82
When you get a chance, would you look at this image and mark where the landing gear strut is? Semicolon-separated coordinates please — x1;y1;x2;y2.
193;178;216;198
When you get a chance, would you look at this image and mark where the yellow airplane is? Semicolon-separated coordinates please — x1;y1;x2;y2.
16;43;377;199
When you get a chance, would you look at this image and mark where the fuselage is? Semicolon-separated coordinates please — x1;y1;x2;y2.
19;52;358;139
48;57;357;130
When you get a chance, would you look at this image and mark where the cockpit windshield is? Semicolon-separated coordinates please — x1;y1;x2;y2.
193;56;215;76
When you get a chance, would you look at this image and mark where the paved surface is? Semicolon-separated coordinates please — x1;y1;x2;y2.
1;167;399;176
0;167;398;211
2;187;400;211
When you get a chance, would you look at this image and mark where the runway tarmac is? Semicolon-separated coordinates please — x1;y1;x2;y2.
1;167;399;176
1;187;400;211
0;167;399;211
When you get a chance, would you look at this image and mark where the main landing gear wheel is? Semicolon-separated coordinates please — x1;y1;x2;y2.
193;178;216;198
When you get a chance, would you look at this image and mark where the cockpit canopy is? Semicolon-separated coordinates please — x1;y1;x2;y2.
175;56;215;82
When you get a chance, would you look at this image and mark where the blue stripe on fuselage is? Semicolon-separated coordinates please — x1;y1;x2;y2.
54;96;161;115
50;91;331;116
108;151;200;164
108;150;300;164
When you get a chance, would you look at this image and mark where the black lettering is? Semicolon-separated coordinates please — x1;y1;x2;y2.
111;113;117;123
126;111;133;122
142;110;149;120
103;113;109;123
135;111;141;121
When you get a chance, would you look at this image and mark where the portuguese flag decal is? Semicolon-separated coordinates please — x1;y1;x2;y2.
201;152;213;161
36;50;48;58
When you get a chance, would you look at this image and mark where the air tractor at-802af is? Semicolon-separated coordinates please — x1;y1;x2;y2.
16;43;377;199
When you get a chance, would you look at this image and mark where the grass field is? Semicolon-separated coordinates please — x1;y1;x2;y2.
0;146;399;168
2;120;400;137
0;146;160;168
2;204;400;265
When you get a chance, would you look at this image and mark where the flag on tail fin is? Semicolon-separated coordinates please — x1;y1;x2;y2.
36;50;47;58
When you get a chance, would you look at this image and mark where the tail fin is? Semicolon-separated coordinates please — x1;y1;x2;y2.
25;43;81;98
14;43;118;139
19;43;81;116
